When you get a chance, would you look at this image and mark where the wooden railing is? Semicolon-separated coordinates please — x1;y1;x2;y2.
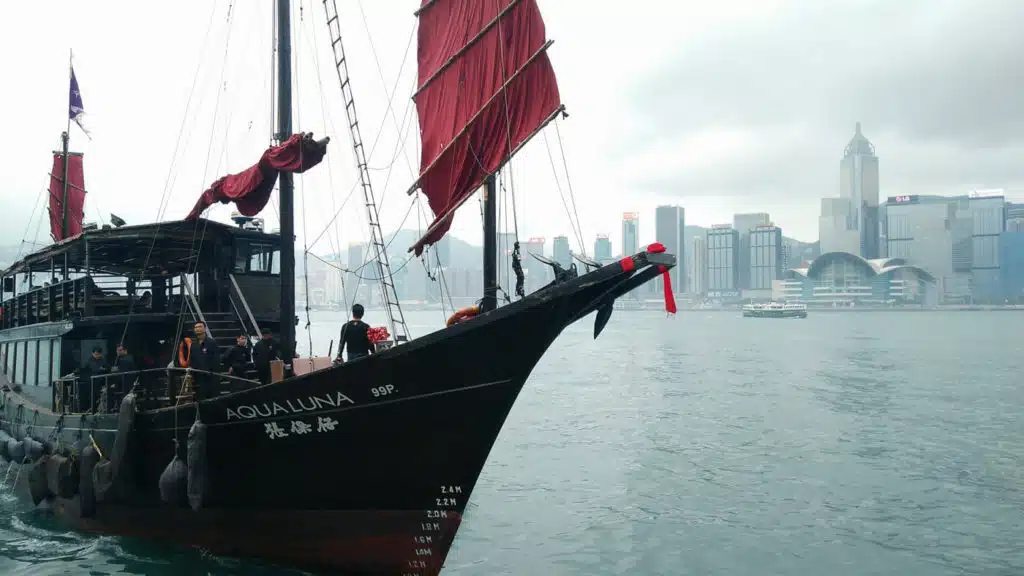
1;275;187;329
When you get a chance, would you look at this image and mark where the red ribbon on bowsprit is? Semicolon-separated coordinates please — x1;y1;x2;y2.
646;242;677;315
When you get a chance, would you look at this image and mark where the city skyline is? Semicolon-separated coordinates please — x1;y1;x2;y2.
4;1;1024;258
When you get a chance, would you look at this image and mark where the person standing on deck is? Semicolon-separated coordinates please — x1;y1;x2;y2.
222;333;251;378
107;344;137;410
335;303;372;363
252;329;280;385
78;347;108;412
187;322;219;400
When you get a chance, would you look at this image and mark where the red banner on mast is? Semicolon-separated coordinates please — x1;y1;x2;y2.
409;0;562;255
185;133;329;221
48;152;86;242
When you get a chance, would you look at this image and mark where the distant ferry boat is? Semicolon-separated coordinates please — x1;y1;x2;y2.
742;302;808;319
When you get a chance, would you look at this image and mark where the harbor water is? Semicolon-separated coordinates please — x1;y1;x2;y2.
0;310;1020;575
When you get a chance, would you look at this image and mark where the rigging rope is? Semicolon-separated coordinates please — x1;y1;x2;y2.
168;0;238;352
554;117;587;258
542;130;584;253
119;0;229;346
296;1;315;357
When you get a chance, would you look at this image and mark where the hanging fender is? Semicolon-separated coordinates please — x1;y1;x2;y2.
446;305;480;327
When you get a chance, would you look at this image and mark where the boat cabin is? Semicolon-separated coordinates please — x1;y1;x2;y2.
0;218;284;412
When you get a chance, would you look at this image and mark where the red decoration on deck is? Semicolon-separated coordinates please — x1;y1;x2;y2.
185;133;328;221
409;0;562;255
646;243;677;315
48;152;86;241
367;326;391;343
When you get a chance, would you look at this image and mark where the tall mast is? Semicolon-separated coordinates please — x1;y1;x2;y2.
60;131;71;240
60;50;72;241
276;0;296;363
481;174;498;312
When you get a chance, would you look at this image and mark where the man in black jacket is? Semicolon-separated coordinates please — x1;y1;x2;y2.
336;303;372;363
188;322;219;400
222;334;251;379
252;329;280;384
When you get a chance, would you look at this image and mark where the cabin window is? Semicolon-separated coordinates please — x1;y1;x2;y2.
248;243;280;275
51;340;61;381
233;241;250;273
1;343;7;375
13;341;22;384
24;340;38;387
37;339;51;386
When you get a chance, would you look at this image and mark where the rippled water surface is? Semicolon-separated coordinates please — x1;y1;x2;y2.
1;310;1021;575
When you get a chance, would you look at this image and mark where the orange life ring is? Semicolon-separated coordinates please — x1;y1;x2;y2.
446;305;480;327
177;337;193;368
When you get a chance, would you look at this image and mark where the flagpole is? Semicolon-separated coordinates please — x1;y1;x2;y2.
66;49;72;137
60;48;72;240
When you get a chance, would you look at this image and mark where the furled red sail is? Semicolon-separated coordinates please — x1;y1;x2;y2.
409;0;563;255
48;152;86;242
185;133;330;221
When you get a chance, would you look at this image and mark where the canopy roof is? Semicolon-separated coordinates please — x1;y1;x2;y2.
1;219;279;278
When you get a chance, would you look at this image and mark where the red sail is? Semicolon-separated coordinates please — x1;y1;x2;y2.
409;0;562;255
186;133;329;221
48;152;86;242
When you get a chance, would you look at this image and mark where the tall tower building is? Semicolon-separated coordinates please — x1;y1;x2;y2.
594;234;612;262
552;235;571;269
655;205;686;294
733;212;770;289
839;122;881;258
690;234;706;294
706;225;739;294
621;213;639;256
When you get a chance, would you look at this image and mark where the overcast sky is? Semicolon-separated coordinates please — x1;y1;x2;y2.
2;0;1022;259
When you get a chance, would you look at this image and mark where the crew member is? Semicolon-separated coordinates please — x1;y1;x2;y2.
180;322;219;400
336;303;372;363
78;347;107;412
252;329;280;384
222;333;251;378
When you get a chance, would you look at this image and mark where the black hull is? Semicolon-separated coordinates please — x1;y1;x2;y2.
0;251;672;574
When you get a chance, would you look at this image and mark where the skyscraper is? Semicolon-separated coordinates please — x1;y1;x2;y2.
622;213;639;256
748;224;783;291
968;192;1006;303
690;234;706;294
594;234;612;262
706;225;739;295
552;235;571;269
839;122;881;258
656;205;686;294
733;212;770;289
524;237;547;293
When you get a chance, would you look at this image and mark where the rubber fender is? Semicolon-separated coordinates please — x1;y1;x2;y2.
92;459;114;503
27;455;51;506
186;419;209;511
159;455;188;506
0;430;11;460
110;393;136;484
7;438;24;463
22;437;44;463
79;445;98;518
46;454;78;499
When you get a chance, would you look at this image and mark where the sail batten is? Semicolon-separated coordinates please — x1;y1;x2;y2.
413;0;525;99
409;0;562;255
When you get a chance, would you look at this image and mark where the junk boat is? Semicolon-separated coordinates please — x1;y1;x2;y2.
0;1;677;574
742;302;808;319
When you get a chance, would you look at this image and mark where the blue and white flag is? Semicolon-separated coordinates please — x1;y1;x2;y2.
69;65;90;138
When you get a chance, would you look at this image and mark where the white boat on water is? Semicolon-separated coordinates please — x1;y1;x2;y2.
742;302;808;319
